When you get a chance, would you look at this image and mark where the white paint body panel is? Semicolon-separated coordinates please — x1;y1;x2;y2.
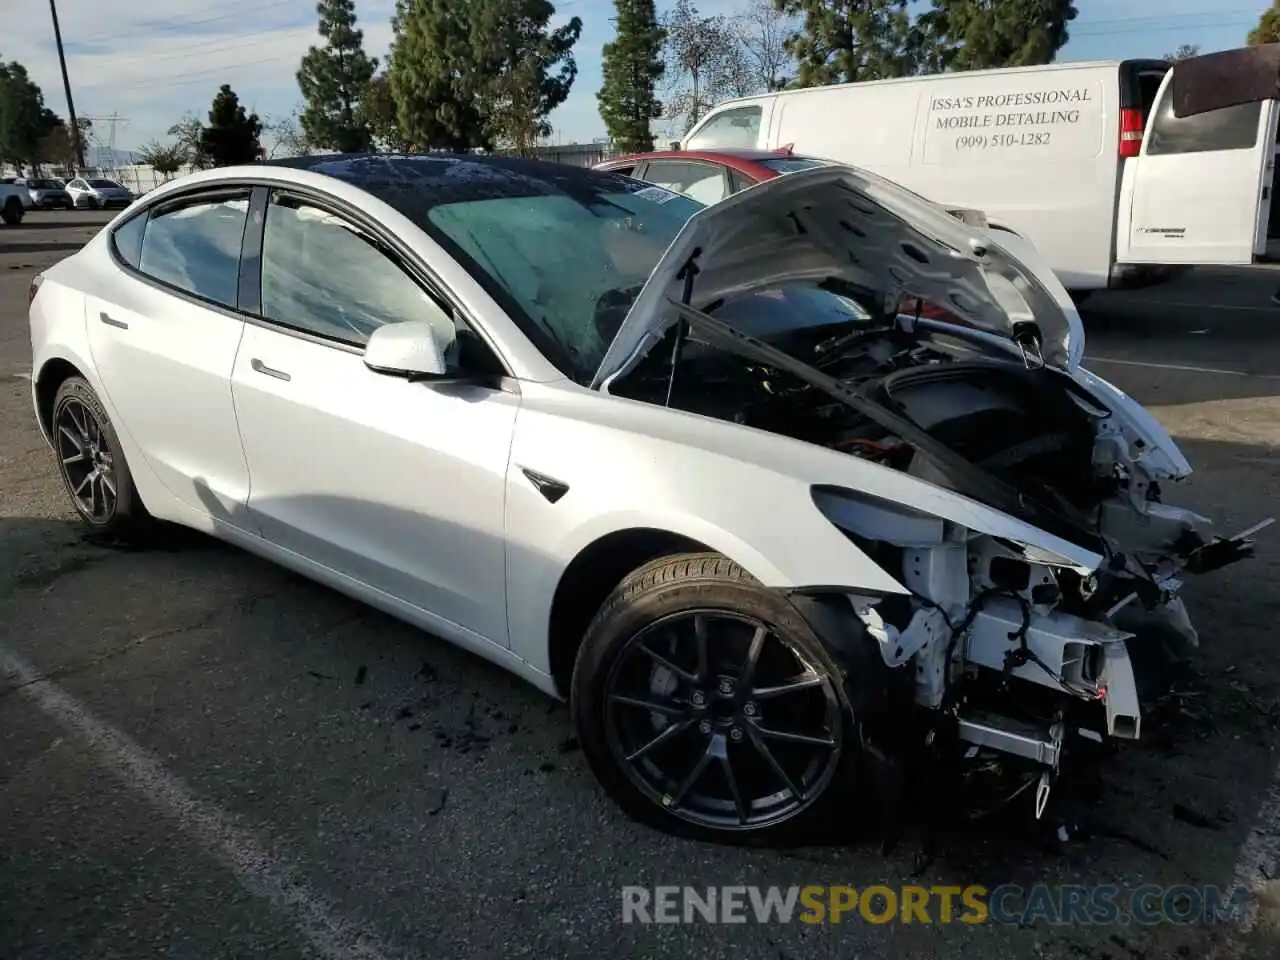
1117;70;1280;265
685;61;1128;290
230;322;519;647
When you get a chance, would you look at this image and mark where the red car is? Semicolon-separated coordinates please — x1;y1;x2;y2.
593;146;828;206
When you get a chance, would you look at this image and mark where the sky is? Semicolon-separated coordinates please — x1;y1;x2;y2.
0;0;1272;159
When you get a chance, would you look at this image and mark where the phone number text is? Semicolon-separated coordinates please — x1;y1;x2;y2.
954;132;1052;151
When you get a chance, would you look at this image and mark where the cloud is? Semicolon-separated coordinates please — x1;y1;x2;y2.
4;0;613;152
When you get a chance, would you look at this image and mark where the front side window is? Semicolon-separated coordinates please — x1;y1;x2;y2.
643;161;730;205
137;191;249;308
1146;91;1262;156
685;106;763;150
260;193;457;349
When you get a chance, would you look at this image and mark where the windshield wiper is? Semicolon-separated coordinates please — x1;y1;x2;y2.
663;296;1102;551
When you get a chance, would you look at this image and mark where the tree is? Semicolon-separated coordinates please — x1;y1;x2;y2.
1249;3;1280;46
735;0;794;92
599;0;666;153
599;0;664;153
262;110;312;158
662;0;752;132
921;0;1077;72
390;0;494;150
1163;44;1200;62
167;112;207;168
136;141;187;178
37;117;92;168
773;0;917;87
297;0;378;153
198;84;263;166
360;72;408;151
483;0;582;154
0;59;59;171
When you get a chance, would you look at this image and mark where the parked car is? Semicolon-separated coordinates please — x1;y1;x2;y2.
594;147;828;205
682;44;1280;297
0;179;30;224
19;177;74;209
27;154;1259;842
65;176;134;209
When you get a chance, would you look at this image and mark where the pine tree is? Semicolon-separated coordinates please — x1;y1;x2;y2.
921;0;1077;72
389;0;494;151
598;0;666;153
482;0;582;154
198;84;263;166
773;0;916;87
297;0;378;153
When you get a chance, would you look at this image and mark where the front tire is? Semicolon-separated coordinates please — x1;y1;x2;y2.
571;552;854;844
51;377;150;540
2;198;23;225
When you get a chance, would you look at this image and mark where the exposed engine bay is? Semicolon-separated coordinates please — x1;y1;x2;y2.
610;282;1268;821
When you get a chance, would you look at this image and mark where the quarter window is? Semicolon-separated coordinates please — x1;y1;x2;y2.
260;193;457;349
137;191;250;308
1146;92;1262;156
111;213;146;269
643;160;730;205
685;106;763;150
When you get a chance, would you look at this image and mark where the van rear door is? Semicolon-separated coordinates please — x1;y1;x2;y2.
1119;45;1280;266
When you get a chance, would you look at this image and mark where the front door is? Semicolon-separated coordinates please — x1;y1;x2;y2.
229;189;519;647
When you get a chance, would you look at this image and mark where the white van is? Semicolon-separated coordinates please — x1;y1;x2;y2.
680;45;1280;295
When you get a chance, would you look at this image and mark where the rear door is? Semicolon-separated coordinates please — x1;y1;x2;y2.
1120;65;1279;265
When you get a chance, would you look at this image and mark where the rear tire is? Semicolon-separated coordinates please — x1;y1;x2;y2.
2;198;23;225
570;552;856;844
51;377;151;541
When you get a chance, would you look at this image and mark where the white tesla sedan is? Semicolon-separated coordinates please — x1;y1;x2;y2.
27;154;1258;843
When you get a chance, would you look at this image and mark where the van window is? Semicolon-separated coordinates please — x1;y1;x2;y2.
1146;91;1262;155
685;107;762;150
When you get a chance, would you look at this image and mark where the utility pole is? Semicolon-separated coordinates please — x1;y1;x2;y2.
48;0;85;171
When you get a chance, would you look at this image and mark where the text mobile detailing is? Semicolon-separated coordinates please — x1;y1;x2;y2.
931;87;1093;150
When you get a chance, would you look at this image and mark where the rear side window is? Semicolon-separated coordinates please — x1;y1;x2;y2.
685;106;762;150
1146;94;1262;155
643;160;729;205
137;191;250;308
111;213;146;269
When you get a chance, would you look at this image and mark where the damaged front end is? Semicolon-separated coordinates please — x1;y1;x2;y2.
591;165;1269;820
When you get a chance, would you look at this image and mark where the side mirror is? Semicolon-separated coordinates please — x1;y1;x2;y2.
363;318;450;379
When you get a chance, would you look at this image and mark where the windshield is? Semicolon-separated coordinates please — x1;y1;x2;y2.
426;185;703;380
28;179;59;189
89;179;120;188
756;157;829;175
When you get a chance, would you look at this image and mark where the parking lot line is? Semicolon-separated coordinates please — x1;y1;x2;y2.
0;646;394;960
1130;301;1280;314
1086;356;1280;379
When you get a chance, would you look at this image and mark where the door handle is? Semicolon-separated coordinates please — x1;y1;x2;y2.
250;358;291;382
99;311;128;330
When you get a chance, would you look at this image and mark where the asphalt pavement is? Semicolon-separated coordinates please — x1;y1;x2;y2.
3;210;1280;959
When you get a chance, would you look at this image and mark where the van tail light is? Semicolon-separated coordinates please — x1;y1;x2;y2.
28;274;43;306
1119;107;1144;158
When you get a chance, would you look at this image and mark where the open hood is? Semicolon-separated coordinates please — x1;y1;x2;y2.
589;164;1085;390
